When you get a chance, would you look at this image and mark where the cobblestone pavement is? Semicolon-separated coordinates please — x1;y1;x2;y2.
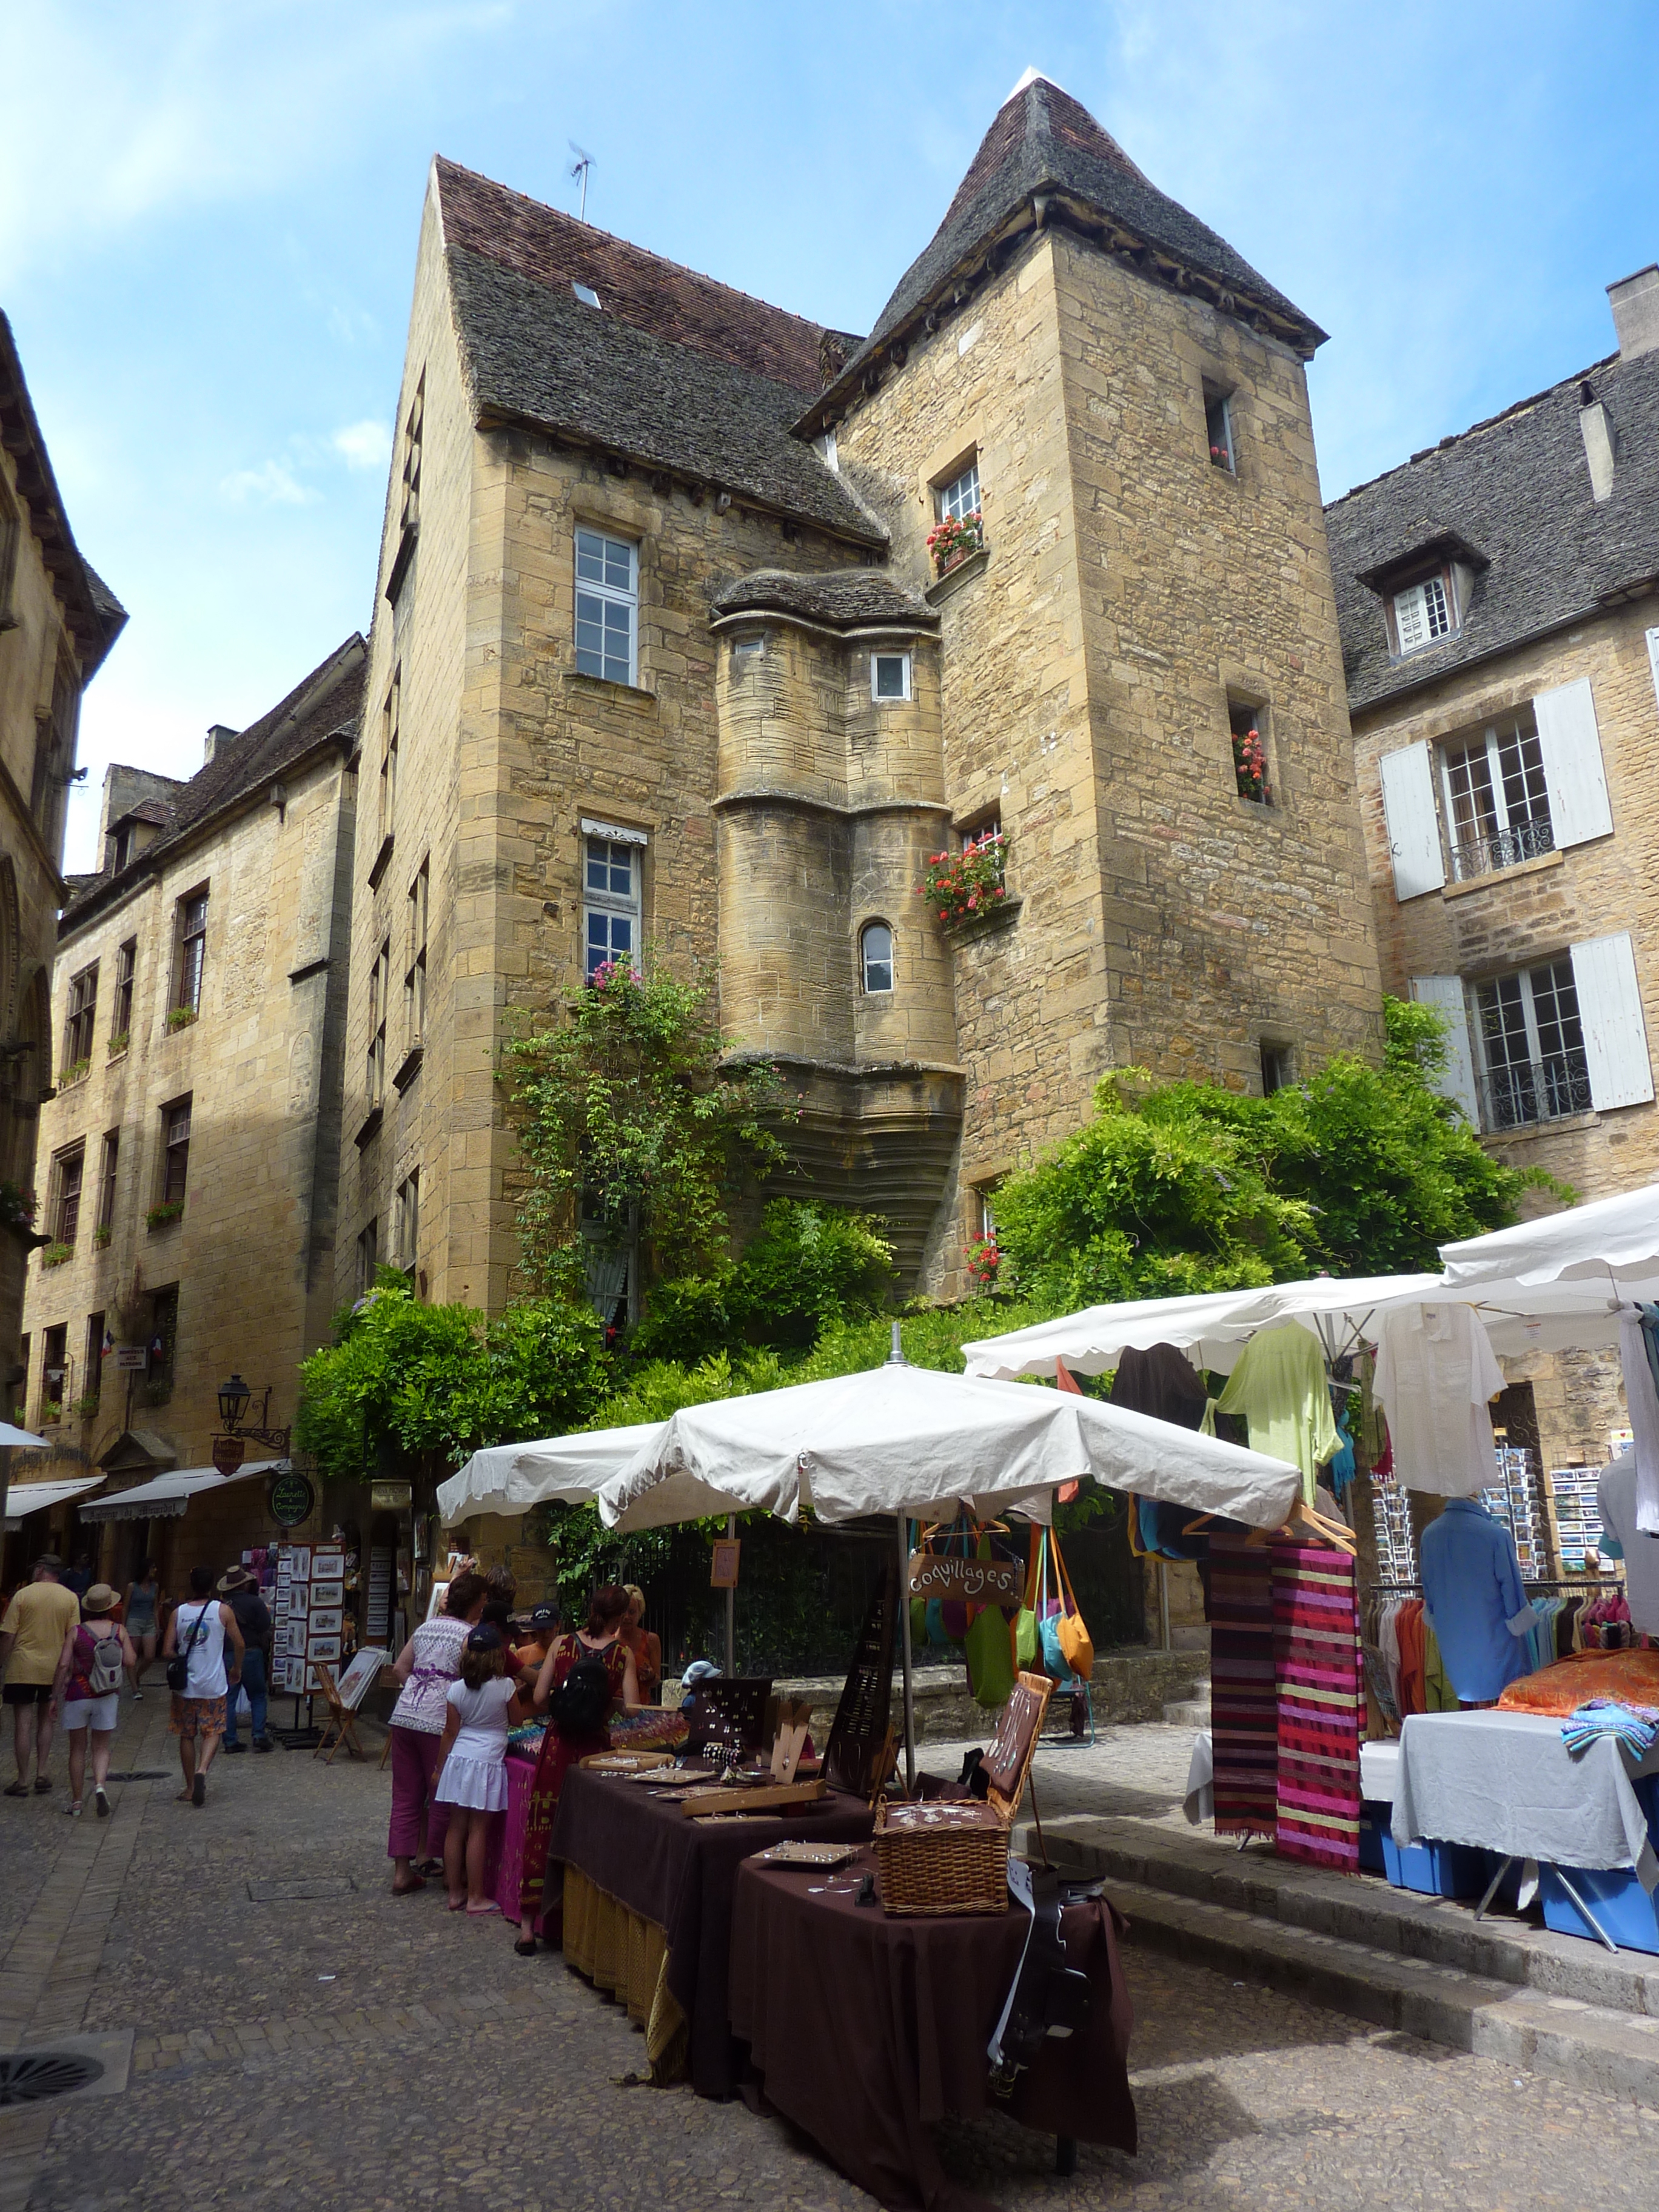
1;1703;1654;2209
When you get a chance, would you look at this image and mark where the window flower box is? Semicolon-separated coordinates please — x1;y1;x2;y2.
106;1032;130;1059
146;1201;184;1231
918;831;1009;930
964;1233;1002;1289
56;1058;90;1088
927;509;983;579
166;1005;198;1033
73;1394;100;1421
39;1242;73;1269
93;1226;111;1249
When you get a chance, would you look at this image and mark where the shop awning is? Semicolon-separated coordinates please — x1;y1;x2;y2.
437;1423;668;1527
77;1459;287;1524
594;1362;1302;1534
3;1475;105;1531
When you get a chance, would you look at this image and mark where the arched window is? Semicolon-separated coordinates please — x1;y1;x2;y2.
860;922;894;995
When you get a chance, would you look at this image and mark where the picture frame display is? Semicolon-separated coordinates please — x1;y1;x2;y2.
309;1580;344;1607
306;1635;343;1666
307;1609;343;1638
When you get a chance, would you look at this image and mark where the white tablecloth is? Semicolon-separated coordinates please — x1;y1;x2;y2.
1184;1730;1213;1825
1359;1739;1401;1803
1392;1710;1659;1889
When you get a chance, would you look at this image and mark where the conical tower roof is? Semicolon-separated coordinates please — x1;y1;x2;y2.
800;72;1324;431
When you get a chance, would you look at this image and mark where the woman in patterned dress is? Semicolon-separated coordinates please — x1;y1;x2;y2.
515;1584;640;1954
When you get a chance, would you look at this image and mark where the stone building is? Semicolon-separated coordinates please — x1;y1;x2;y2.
0;316;124;1469
1326;264;1659;1489
343;70;1382;1324
18;637;363;1590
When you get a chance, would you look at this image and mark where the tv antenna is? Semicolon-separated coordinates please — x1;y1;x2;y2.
569;143;593;223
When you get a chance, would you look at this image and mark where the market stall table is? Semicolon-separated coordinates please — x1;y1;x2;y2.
548;1763;877;2094
729;1848;1134;2212
1392;1709;1659;1944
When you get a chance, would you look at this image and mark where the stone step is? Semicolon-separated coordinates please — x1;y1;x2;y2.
1093;1872;1659;2110
1161;1695;1212;1727
1020;1812;1659;2021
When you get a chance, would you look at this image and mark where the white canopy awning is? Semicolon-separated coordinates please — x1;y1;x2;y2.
961;1274;1445;1382
3;1475;104;1531
0;1423;50;1450
1441;1184;1659;1295
77;1459;286;1524
594;1362;1302;1534
437;1422;669;1527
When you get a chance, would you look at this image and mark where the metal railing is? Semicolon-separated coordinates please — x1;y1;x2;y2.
1481;1048;1592;1131
1449;816;1555;882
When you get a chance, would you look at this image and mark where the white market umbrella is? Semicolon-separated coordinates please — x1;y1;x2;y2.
437;1420;669;1527
1441;1183;1659;1294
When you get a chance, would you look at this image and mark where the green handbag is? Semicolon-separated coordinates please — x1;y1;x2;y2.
964;1536;1016;1707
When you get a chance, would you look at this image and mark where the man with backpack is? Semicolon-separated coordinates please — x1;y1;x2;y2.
51;1585;136;1817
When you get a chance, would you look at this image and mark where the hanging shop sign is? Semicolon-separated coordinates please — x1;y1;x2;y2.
905;1550;1024;1605
370;1479;412;1511
212;1434;246;1477
267;1467;316;1528
709;1537;742;1589
113;1345;148;1372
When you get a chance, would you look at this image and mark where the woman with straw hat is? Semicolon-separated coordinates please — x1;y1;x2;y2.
50;1586;135;1818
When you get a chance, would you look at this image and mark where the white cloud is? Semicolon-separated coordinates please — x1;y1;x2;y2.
331;419;392;472
219;459;320;507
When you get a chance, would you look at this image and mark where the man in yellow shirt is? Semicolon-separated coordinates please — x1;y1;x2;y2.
1;1555;84;1795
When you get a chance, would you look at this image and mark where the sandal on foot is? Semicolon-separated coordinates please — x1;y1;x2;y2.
446;1895;467;1912
514;1936;538;1956
3;1781;27;1798
94;1788;110;1819
391;1875;426;1895
466;1900;501;1917
33;1777;52;1794
192;1774;206;1807
414;1858;443;1879
65;1802;81;1817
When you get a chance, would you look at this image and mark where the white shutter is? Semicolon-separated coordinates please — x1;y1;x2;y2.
1646;626;1659;714
1378;741;1446;900
1570;933;1655;1111
1534;676;1614;848
1410;975;1480;1121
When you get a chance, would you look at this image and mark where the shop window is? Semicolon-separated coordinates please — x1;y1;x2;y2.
574;528;638;686
860;921;894;995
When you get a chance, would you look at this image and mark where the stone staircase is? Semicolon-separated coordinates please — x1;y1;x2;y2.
1161;1675;1211;1728
1013;1809;1659;2109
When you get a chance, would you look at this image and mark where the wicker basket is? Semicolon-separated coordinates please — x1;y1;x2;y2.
871;1799;1010;1916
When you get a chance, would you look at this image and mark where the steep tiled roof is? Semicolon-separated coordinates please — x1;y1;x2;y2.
444;246;883;546
1326;343;1659;712
64;637;365;930
435;159;857;395
802;74;1324;433
0;315;126;677
710;567;937;629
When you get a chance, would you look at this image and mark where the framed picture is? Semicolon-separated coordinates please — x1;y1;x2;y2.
426;1579;451;1622
287;1547;311;1580
286;1584;309;1617
334;1648;390;1710
285;1623;307;1657
307;1609;343;1638
709;1538;742;1590
312;1551;345;1578
306;1635;343;1666
309;1580;344;1608
280;1655;306;1693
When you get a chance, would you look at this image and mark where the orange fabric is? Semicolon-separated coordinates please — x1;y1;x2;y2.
1498;1647;1659;1716
1395;1600;1426;1717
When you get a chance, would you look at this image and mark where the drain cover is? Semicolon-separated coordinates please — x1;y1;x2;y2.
104;1770;170;1782
0;2054;104;2107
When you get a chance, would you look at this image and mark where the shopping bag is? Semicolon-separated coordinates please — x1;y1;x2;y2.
1051;1530;1094;1681
910;1596;928;1650
1013;1606;1039;1665
965;1549;1016;1707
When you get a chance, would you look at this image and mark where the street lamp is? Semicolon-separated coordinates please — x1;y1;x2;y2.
213;1372;291;1455
218;1373;252;1431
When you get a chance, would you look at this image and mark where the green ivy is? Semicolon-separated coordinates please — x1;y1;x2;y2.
630;1200;896;1364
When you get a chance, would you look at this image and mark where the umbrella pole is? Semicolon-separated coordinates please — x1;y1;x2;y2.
896;1513;916;1794
725;1514;736;1676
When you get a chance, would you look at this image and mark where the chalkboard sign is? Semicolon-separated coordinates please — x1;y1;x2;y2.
824;1560;897;1800
905;1550;1023;1604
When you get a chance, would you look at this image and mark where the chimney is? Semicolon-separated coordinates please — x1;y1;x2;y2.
204;723;237;765
1607;264;1659;361
1578;379;1616;503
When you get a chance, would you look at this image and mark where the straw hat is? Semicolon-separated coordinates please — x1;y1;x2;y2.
82;1584;119;1616
216;1565;255;1595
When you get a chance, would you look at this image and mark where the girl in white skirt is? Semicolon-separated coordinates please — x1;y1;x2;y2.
432;1626;523;1914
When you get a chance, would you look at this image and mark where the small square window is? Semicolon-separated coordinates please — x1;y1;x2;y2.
937;463;980;525
572;282;601;309
732;636;765;660
1259;1042;1293;1096
1205;390;1235;472
872;653;911;702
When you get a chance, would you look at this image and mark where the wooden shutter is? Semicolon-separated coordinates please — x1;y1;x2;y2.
1646;626;1659;714
1570;933;1655;1111
1410;976;1480;1121
1378;741;1446;900
1533;676;1613;848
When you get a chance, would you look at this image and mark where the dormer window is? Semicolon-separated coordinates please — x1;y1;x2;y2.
572;282;601;309
1393;572;1455;655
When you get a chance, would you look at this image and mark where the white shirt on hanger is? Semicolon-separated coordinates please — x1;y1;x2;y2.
1373;1302;1504;1496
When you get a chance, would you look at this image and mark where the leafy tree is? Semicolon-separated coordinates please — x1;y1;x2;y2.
991;998;1554;1308
295;1273;610;1481
631;1201;897;1363
500;957;793;1301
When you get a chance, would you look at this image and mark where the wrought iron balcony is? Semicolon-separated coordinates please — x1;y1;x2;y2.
1449;816;1555;882
1481;1048;1591;1131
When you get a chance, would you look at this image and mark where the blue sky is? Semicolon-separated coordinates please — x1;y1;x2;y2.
6;0;1656;871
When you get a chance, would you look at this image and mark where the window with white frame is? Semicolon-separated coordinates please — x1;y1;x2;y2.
860;921;894;994
871;651;911;702
1475;960;1591;1130
574;528;638;685
583;829;642;980
1441;715;1553;880
936;461;980;525
1393;572;1455;655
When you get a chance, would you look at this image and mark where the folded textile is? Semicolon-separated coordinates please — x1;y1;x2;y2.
1499;1646;1659;1717
1561;1697;1659;1759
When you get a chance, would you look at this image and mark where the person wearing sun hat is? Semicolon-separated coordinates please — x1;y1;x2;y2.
216;1566;273;1753
50;1585;135;1818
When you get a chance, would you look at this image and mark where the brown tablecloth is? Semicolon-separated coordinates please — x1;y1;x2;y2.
729;1851;1135;2212
548;1767;876;2095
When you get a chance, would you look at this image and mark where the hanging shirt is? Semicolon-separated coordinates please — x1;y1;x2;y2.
1617;1312;1659;1536
1372;1302;1504;1497
1418;1496;1532;1703
1597;1445;1659;1634
1214;1324;1338;1504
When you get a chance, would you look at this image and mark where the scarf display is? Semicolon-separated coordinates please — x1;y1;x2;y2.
1273;1540;1363;1872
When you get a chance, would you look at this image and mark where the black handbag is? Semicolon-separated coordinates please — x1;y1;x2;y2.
166;1599;215;1696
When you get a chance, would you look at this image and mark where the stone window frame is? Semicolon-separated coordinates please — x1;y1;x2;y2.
1203;383;1236;474
1258;1041;1295;1096
41;1322;68;1419
110;938;136;1048
50;1139;85;1246
82;1311;105;1413
859;919;896;996
367;936;390;1107
871;650;912;703
96;1128;119;1236
0;470;20;629
1225;690;1275;810
160;1095;192;1207
405;856;429;1049
172;885;210;1016
935;457;981;526
394;1168;420;1281
357;1216;379;1297
62;959;98;1069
